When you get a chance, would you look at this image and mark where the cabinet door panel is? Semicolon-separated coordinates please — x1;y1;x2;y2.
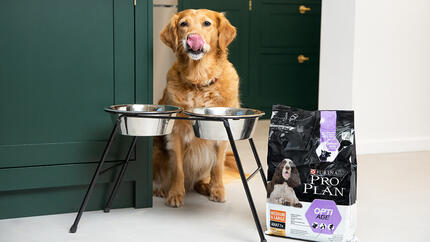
260;1;321;50
248;0;321;116
0;0;153;219
258;54;319;110
0;0;135;168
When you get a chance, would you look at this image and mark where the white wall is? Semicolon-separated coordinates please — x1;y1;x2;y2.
319;0;430;154
318;0;355;110
353;0;430;154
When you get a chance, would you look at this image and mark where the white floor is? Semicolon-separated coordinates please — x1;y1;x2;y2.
1;120;429;242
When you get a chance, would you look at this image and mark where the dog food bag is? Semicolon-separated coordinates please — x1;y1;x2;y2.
265;105;357;242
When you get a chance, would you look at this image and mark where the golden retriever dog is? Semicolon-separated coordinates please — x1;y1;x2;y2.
153;9;239;207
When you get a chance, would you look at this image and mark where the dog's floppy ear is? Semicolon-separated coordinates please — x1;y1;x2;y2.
271;159;287;185
160;14;179;51
267;160;285;197
217;12;236;51
286;161;301;188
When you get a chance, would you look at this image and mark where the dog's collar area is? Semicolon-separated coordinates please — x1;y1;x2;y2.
194;77;217;88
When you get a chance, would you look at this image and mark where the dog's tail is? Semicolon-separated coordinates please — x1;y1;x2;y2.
224;151;238;171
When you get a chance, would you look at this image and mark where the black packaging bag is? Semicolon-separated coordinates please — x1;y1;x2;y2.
265;105;357;241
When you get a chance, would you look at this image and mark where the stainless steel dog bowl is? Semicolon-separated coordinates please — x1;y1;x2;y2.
184;107;265;140
105;104;181;136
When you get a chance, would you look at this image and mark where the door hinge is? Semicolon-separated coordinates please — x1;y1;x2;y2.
133;0;136;6
249;0;252;11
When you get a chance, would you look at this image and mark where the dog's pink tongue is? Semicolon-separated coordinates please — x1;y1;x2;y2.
187;34;204;51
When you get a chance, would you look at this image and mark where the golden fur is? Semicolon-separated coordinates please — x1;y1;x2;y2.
153;9;239;207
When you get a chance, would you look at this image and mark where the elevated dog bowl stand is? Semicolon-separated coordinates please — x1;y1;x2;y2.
69;114;268;242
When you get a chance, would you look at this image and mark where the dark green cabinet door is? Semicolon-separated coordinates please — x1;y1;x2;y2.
248;0;321;115
180;0;250;103
258;0;321;51
0;0;135;168
0;0;153;219
257;53;319;108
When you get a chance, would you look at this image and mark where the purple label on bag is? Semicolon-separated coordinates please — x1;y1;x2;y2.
320;111;339;152
305;199;342;235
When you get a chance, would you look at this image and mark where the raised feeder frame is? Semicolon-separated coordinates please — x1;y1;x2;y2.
69;112;268;242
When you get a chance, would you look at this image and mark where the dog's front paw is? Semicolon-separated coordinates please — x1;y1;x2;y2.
194;182;210;196
166;192;184;207
282;201;291;206
153;188;166;198
209;186;225;203
293;202;302;208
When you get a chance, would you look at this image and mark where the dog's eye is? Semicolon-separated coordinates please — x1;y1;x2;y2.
180;21;188;27
203;21;211;26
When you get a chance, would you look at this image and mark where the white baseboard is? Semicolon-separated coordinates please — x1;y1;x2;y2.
356;137;430;154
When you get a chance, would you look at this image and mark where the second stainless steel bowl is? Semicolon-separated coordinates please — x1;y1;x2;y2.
105;104;181;136
184;107;265;141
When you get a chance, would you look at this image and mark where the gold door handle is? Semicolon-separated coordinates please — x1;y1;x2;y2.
299;5;311;14
298;55;310;63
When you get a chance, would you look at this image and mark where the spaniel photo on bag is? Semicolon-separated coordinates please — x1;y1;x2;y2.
267;159;302;208
265;105;357;241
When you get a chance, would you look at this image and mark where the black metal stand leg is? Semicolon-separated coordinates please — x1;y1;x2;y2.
223;120;267;242
69;120;120;233
104;136;138;213
248;138;267;189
